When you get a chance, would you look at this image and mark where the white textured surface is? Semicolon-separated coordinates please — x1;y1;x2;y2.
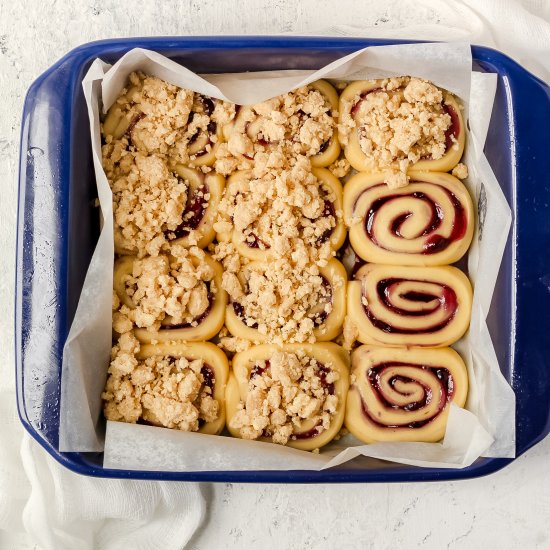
1;1;550;549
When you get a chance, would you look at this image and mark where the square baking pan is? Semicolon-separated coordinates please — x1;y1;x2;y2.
16;36;550;483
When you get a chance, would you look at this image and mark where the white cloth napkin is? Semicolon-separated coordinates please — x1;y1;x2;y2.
1;0;549;549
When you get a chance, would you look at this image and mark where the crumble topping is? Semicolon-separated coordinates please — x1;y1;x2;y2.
114;245;216;332
229;350;339;445
102;71;234;165
102;148;188;257
216;327;253;354
452;162;469;179
214;85;336;175
215;155;338;263
103;333;219;430
339;77;456;188
342;316;359;351
222;258;342;345
328;158;351;179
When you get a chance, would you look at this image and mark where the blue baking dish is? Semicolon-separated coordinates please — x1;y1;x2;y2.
16;37;550;482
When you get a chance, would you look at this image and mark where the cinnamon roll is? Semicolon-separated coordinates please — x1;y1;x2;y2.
347;263;472;347
102;71;231;167
113;250;227;343
345;345;468;442
339;77;465;182
216;165;346;262
343;171;474;266
224;258;347;344
103;336;228;435
218;80;340;173
226;343;350;450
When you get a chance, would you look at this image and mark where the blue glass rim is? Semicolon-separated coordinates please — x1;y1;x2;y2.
15;36;550;483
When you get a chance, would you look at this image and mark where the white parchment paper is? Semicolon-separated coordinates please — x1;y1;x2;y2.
59;42;515;471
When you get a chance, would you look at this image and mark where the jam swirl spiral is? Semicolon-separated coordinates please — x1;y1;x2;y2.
345;345;468;443
343;171;474;266
347;264;472;347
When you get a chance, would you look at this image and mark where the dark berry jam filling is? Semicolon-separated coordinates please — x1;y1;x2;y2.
250;360;269;379
290;424;322;440
233;302;259;329
318;139;331;154
124;112;146;144
201;97;215;116
317;200;336;244
364;184;467;255
245;233;270;250
201;364;215;390
362;278;457;334
361;362;453;428
309;276;333;326
173;183;209;238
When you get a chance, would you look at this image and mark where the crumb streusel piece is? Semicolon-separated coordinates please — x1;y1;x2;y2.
103;336;228;434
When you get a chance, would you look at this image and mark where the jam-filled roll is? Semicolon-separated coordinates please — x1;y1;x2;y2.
345;345;468;443
217;80;340;174
224;258;347;344
216;164;346;261
103;337;228;435
347;264;472;347
343;171;474;266
112;248;227;343
169;165;224;248
226;343;350;450
339;77;465;183
103;149;224;257
102;71;231;167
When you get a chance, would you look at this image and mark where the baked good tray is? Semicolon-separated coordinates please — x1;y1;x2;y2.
15;36;550;482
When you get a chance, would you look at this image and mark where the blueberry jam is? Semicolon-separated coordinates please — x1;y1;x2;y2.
173;183;208;238
363;278;458;334
364;184;467;254
361;362;453;428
